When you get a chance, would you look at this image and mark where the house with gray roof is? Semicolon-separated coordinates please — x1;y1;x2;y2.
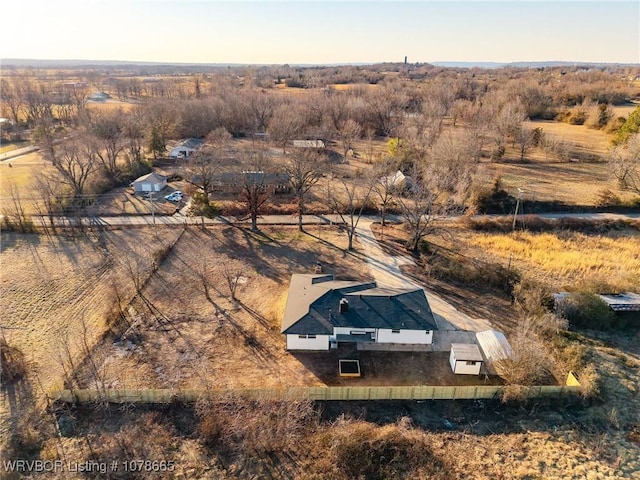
169;138;204;158
281;273;437;351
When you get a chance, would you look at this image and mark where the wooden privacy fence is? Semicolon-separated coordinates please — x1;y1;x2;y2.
52;384;581;404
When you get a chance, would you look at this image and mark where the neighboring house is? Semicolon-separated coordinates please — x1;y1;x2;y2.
87;91;110;102
131;172;167;193
281;273;437;351
215;171;291;195
169;138;204;159
379;170;415;194
449;343;483;375
293;139;325;149
475;330;514;376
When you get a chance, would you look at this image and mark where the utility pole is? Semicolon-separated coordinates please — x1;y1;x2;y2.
512;188;523;232
149;192;157;237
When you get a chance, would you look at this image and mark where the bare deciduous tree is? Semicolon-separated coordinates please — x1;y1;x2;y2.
238;148;272;231
336;119;362;160
610;133;640;194
372;158;398;229
90;109;126;180
327;175;374;251
268;103;304;153
185;127;232;204
285;150;322;231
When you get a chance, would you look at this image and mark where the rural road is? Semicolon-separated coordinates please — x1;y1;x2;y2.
0;145;38;162
24;211;640;229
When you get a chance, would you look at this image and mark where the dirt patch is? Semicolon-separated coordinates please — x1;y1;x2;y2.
94;226;376;389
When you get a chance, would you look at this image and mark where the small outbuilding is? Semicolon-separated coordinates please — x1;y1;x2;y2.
293;139;325;149
131;172;167;193
449;343;483;375
597;292;640;323
475;329;514;376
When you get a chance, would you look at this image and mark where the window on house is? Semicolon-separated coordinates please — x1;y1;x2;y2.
298;335;307;339
391;329;401;334
465;361;476;366
308;335;316;339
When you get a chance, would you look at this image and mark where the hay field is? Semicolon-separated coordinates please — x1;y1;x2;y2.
0;228;182;395
0;152;53;216
477;160;638;206
450;227;640;291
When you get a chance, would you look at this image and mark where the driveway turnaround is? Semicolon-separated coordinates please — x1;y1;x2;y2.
355;221;492;351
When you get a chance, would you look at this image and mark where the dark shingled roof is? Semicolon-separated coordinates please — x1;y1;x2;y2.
281;274;437;335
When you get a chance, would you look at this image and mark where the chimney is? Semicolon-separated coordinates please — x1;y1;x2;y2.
339;298;349;313
404;56;408;65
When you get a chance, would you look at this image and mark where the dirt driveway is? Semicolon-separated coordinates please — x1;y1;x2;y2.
355;221;493;349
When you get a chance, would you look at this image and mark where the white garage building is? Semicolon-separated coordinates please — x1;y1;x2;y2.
131;172;167;193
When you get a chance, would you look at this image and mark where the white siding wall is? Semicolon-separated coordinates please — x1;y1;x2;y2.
286;334;330;350
376;329;433;344
449;350;482;375
449;350;457;372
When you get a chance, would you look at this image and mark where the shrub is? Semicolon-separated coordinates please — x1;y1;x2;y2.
557;292;617;330
196;397;317;455
327;417;447;480
0;338;27;383
187;191;219;218
576;363;601;399
470;176;516;214
512;277;554;317
497;320;552;386
595;189;622;207
424;247;520;295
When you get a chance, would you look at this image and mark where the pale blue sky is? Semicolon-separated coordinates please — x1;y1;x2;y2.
2;1;638;64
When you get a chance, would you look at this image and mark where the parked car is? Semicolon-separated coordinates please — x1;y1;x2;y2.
164;192;183;202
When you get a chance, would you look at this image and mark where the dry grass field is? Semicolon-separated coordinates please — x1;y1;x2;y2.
3;224;639;479
0;152;53;215
451;227;640;292
477;159;638;206
0;228;183;395
0;228;183;460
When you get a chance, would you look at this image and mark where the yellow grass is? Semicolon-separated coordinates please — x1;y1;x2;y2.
610;103;638;119
0;152;54;215
85;99;138;111
453;229;640;290
526;119;612;156
477;160;638;206
0;142;29;154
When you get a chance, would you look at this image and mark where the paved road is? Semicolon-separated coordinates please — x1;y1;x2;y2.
355;220;492;352
0;145;38;162
27;210;638;229
29;213;348;228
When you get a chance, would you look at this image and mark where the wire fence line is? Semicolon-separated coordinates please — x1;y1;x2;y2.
52;384;581;404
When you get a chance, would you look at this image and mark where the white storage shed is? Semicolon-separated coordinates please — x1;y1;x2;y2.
449;343;483;375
